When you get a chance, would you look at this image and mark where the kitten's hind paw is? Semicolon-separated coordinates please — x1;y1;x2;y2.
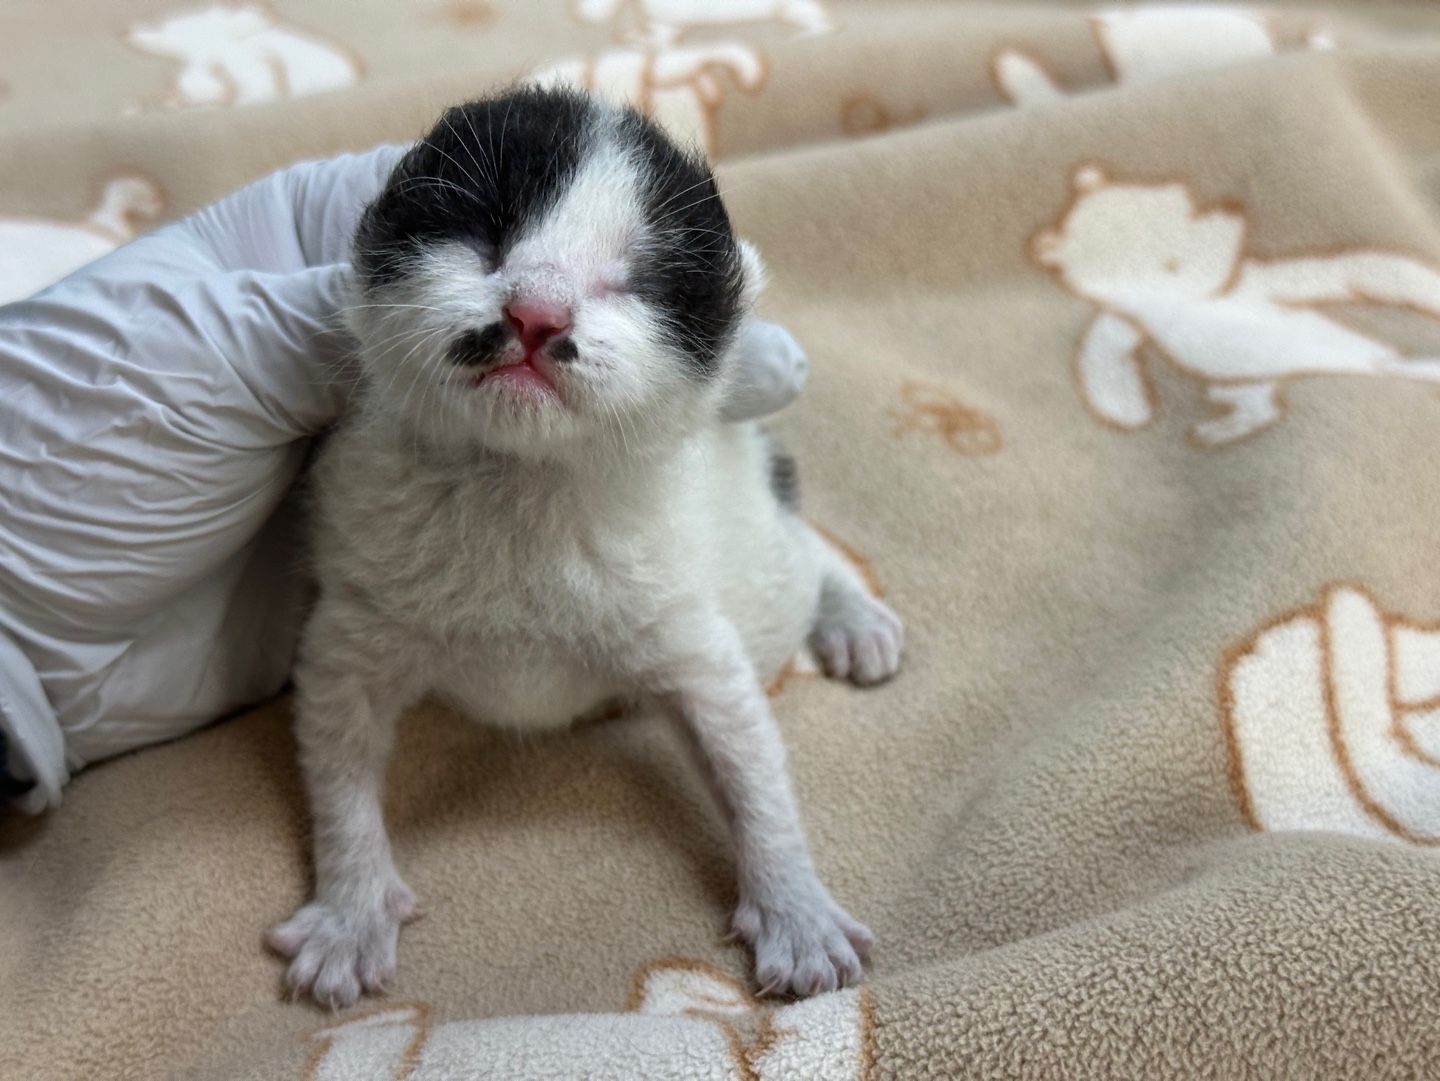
810;591;903;686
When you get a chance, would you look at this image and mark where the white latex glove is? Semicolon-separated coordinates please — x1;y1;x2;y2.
0;148;809;813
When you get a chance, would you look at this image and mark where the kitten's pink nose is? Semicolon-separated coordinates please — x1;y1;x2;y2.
504;299;571;352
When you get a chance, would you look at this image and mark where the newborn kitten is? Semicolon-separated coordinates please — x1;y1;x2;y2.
268;86;903;1009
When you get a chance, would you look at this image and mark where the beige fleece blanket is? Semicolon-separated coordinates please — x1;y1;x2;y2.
6;2;1440;1078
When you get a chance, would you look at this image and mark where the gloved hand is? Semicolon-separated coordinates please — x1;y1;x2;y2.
0;147;809;813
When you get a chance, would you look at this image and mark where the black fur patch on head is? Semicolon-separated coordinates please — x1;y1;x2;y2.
355;86;596;287
357;87;746;379
615;110;745;377
448;322;510;367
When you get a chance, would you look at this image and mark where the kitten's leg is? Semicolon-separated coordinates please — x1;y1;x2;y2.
654;616;874;997
804;527;903;686
267;603;425;1008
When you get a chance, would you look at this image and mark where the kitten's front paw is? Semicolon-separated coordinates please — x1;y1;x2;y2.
267;880;417;1008
811;592;903;687
732;885;874;997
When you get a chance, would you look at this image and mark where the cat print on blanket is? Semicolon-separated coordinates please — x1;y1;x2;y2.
530;44;767;155
1032;163;1440;446
0;172;164;305
536;0;830;153
303;960;874;1081
992;5;1334;107
124;3;362;110
573;0;832;48
891;382;1002;456
1223;585;1440;846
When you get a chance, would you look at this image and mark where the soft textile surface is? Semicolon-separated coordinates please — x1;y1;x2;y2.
6;2;1440;1078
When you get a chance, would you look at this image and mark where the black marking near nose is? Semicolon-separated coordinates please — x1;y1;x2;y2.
447;322;510;367
547;337;578;364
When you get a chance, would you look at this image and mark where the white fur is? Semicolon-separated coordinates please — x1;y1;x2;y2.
269;113;902;1007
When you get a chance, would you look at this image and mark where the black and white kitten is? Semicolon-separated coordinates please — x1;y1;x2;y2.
268;87;903;1008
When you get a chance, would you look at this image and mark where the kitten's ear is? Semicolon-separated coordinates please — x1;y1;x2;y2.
737;238;768;310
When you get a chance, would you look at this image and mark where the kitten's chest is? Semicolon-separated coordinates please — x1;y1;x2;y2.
317;445;675;643
323;461;669;729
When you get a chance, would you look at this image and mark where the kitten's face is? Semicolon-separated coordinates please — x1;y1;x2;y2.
348;88;755;459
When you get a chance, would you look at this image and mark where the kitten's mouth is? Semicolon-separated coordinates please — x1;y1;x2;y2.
473;354;559;397
448;324;565;401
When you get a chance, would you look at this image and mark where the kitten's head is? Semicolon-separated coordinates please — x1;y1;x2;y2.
348;86;761;459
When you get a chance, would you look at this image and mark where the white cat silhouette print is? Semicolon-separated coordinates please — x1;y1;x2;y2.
1033;164;1440;446
125;4;361;110
0;174;164;305
1224;585;1440;846
304;960;872;1081
574;0;831;47
539;0;829;153
532;43;766;154
994;5;1333;106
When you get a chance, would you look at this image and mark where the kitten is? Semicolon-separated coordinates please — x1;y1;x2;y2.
268;86;903;1008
